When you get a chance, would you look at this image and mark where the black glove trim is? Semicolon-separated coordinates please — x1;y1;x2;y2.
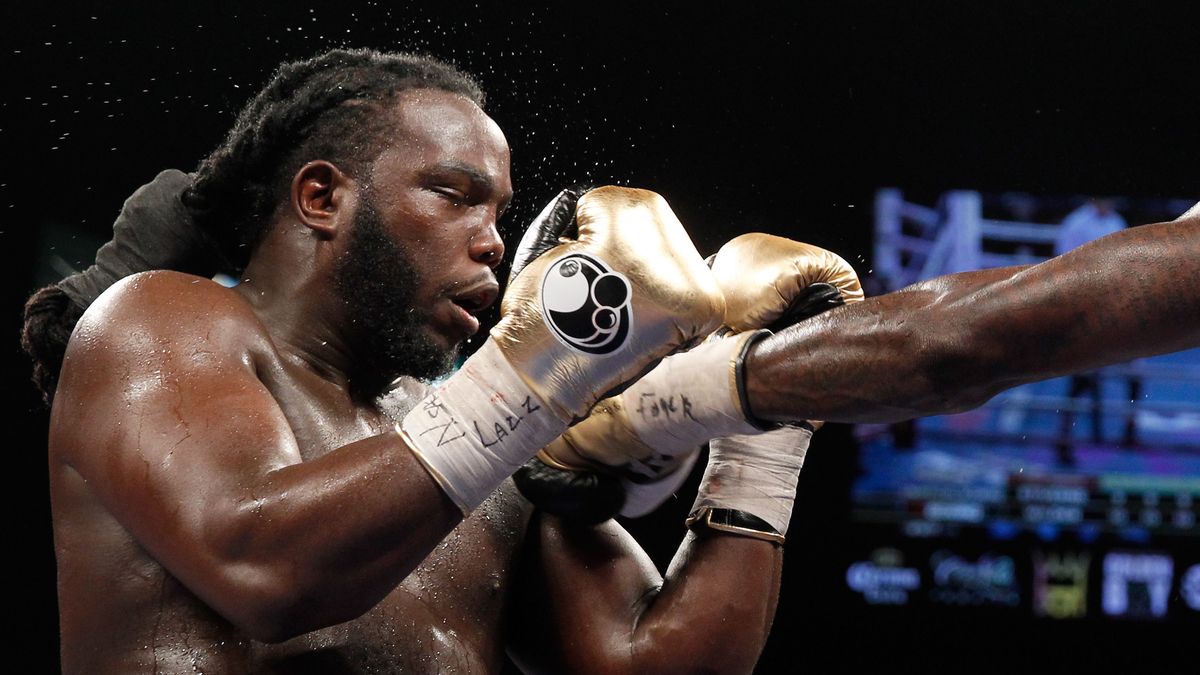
506;184;593;285
766;282;846;332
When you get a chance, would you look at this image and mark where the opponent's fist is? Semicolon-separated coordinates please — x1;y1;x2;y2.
399;186;723;512
515;233;862;522
712;233;863;332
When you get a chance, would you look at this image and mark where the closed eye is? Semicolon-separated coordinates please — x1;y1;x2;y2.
431;186;468;205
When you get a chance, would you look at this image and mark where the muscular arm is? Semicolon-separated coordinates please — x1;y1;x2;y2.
50;271;462;642
746;214;1200;423
508;515;780;675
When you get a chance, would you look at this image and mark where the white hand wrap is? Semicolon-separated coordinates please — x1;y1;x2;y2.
399;340;566;513
622;330;767;454
689;425;812;536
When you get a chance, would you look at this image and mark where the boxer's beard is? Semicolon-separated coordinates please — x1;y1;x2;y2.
334;194;457;397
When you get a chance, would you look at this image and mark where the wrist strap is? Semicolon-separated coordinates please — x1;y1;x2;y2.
686;507;785;545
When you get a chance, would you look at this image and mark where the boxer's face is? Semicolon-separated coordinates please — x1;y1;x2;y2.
334;89;512;383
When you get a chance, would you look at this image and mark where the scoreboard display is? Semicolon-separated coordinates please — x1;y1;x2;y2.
848;350;1200;624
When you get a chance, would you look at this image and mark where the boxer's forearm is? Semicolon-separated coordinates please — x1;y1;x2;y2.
629;532;781;674
508;517;779;675
218;433;464;640
744;265;1029;423
747;216;1200;423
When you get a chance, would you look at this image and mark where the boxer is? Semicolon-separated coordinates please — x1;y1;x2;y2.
22;48;853;674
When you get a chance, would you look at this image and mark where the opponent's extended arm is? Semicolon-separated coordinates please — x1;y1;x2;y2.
747;213;1200;423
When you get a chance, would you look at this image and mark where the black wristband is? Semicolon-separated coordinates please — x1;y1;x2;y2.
734;329;779;432
734;330;818;433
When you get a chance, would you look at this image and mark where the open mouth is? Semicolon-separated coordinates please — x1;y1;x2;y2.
443;279;500;339
450;282;499;316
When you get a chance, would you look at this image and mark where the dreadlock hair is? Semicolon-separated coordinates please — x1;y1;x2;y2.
21;285;85;406
21;48;486;406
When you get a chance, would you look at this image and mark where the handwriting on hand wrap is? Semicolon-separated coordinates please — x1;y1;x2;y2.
474;395;542;448
636;392;697;423
417;393;467;447
415;391;542;449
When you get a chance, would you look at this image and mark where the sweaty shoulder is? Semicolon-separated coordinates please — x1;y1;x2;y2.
68;270;268;360
57;271;275;418
51;271;278;471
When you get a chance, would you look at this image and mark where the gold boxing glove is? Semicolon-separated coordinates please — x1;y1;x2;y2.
514;232;863;522
399;186;724;513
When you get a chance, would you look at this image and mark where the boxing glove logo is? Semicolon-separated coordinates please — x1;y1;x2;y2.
541;253;632;355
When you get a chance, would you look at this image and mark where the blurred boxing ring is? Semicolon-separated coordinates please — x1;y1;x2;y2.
854;189;1200;543
868;188;1200;455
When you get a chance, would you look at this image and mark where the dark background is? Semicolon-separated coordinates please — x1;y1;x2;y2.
6;1;1198;671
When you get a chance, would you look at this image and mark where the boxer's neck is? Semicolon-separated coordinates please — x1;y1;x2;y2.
234;220;359;391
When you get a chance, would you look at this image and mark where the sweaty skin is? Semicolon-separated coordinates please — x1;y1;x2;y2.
745;211;1200;424
49;88;781;674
